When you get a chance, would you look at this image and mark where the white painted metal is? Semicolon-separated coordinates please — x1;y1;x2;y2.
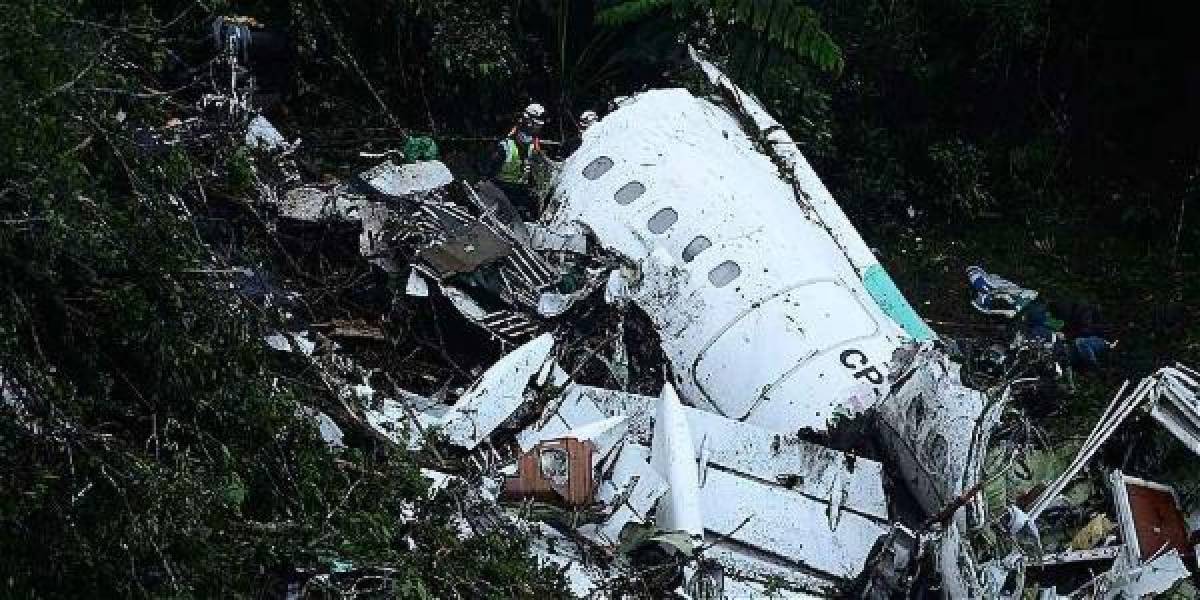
551;384;889;520
699;467;888;579
650;384;704;539
874;343;997;532
358;159;452;197
438;333;555;448
546;86;910;433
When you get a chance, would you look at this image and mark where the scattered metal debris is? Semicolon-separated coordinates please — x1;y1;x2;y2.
202;40;1200;597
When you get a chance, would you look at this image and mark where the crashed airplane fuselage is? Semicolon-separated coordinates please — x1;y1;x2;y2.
541;61;1001;595
547;72;936;435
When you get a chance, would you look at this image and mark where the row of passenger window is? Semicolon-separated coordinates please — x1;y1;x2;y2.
583;155;742;288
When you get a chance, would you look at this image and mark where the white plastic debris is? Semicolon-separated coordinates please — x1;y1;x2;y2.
579;443;666;546
359;160;452;197
315;412;345;448
603;268;633;306
1101;549;1189;599
279;186;365;222
264;331;315;355
405;269;430;297
245;115;287;151
420;468;458;498
525;222;588;254
439;285;489;321
438;333;555;448
650;384;704;540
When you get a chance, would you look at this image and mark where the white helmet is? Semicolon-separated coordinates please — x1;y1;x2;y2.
523;103;546;124
579;110;599;129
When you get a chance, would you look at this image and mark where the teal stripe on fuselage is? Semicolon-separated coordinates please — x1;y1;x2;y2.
862;264;936;341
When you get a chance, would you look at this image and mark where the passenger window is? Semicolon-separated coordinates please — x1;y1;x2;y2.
708;260;741;287
647;208;678;234
614;181;645;205
682;236;711;262
582;156;613;180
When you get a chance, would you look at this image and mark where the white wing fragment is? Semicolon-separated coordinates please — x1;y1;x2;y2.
438;333;556;449
649;384;704;540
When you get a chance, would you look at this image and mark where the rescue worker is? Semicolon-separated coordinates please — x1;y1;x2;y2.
578;110;599;132
563;110;599;155
489;103;547;218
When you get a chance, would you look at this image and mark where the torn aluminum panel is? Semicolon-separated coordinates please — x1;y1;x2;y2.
279;185;365;222
649;384;703;540
538;384;890;521
875;342;999;533
525;222;588;254
701;541;842;597
245;115;287;151
1146;365;1200;456
358;160;452;198
545;78;924;434
363;389;447;450
297;407;345;449
438;333;555;449
264;331;315;355
404;269;430;297
315;412;345;448
358;202;401;272
415;219;514;276
1099;548;1190;599
579;442;666;547
527;383;890;588
699;466;889;582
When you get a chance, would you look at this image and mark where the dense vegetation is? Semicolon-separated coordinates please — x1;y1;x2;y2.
1;0;1195;597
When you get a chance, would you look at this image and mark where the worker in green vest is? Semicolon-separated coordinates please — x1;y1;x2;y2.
488;103;546;217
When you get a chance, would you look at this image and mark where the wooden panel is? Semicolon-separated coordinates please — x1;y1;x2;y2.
1125;481;1190;560
502;438;594;507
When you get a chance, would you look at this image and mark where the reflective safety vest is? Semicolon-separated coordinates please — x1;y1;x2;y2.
497;135;540;185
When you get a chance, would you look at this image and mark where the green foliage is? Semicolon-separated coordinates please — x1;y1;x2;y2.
403;135;439;161
282;0;530;133
597;0;843;73
0;2;567;597
921;139;995;216
595;0;672;25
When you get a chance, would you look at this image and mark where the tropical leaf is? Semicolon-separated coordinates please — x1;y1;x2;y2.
595;0;676;26
600;0;843;73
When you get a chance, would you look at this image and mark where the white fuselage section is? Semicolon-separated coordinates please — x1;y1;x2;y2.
547;88;920;433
